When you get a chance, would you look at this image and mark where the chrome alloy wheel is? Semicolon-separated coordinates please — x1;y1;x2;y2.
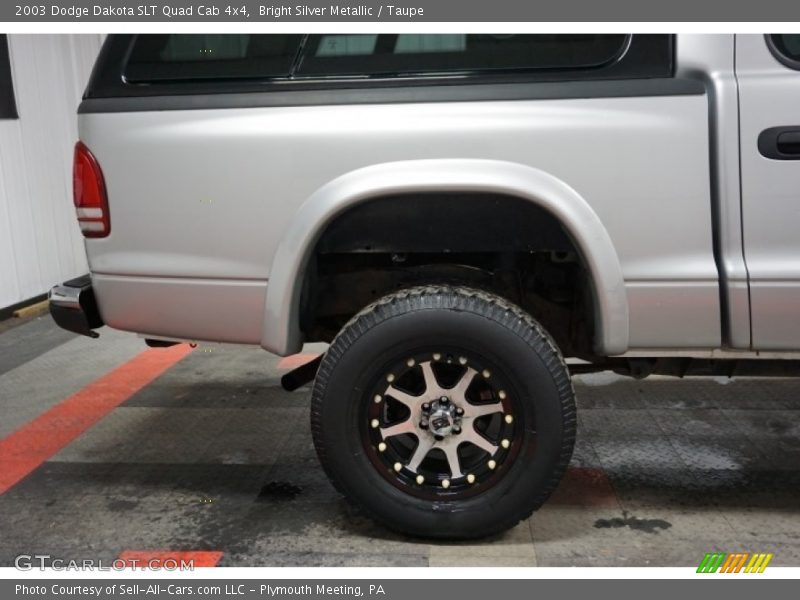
364;350;524;500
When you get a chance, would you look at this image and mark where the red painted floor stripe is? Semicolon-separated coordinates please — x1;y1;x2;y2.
0;344;193;495
118;550;223;568
277;352;321;370
549;466;620;507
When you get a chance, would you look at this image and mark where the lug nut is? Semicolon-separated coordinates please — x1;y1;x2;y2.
378;442;387;452
501;439;510;449
442;479;451;489
370;419;379;429
374;394;382;404
455;407;464;416
467;473;476;484
488;459;497;470
504;414;514;424
416;474;424;485
458;356;467;365
421;402;430;412
434;434;444;441
452;425;461;434
419;420;429;430
482;369;491;379
393;462;403;472
440;396;449;405
498;390;507;400
406;358;416;367
433;353;442;361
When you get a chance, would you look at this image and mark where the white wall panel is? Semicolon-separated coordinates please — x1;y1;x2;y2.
0;34;103;309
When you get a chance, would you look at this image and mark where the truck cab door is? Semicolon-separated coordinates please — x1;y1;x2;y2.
736;34;800;349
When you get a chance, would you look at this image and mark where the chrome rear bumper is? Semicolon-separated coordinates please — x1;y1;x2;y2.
49;275;104;338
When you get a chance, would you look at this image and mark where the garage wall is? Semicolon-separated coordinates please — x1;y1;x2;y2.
0;34;103;310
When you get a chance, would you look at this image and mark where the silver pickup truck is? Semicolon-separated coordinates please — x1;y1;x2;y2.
50;33;800;538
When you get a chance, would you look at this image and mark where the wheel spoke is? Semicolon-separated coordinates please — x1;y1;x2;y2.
448;367;477;401
380;419;415;439
465;401;504;419
420;361;440;395
406;437;435;473
385;385;420;410
442;442;463;478
464;427;498;455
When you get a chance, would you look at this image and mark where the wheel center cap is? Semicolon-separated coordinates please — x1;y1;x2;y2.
423;396;462;438
430;411;454;435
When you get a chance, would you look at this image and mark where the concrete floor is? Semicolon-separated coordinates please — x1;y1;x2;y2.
0;314;799;567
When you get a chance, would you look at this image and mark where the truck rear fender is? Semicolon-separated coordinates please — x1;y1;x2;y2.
261;159;629;356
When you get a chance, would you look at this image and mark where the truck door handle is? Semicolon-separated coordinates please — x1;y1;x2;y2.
758;126;800;160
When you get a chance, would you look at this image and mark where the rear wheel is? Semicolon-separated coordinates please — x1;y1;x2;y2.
311;286;576;539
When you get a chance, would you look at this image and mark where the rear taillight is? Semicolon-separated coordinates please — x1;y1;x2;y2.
73;141;110;238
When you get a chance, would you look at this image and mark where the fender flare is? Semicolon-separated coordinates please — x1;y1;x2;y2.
261;159;629;356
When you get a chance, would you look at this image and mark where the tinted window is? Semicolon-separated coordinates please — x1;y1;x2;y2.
297;34;629;77
125;34;303;82
0;35;17;119
100;34;671;99
768;34;800;70
124;34;630;83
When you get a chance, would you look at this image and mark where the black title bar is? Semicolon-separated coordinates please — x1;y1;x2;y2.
4;0;800;22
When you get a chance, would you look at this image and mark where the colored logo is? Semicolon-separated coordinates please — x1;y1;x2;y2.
697;552;773;573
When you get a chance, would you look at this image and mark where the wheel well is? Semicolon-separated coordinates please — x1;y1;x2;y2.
300;192;599;358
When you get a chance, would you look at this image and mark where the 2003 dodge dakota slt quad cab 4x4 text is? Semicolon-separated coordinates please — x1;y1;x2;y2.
50;33;800;538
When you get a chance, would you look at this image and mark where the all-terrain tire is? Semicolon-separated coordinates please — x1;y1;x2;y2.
310;286;576;539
